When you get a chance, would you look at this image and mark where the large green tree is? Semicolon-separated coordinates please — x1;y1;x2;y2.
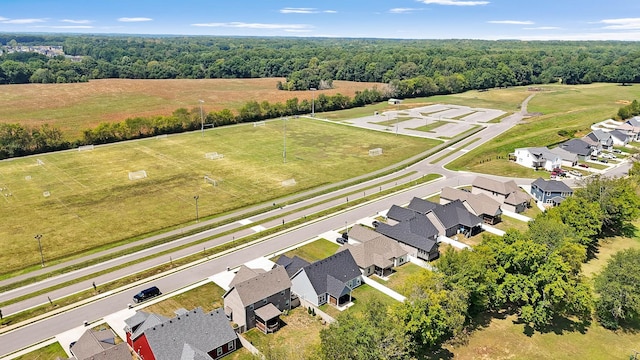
595;249;640;329
575;176;640;234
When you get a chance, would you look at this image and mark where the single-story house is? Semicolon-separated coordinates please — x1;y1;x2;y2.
548;147;579;167
609;129;631;146
275;255;311;278
341;224;408;277
67;328;131;360
530;177;573;206
223;266;291;334
425;199;483;238
471;176;531;213
560;138;598;160
124;308;239;360
514;147;562;171
440;186;502;225
375;214;440;261
616;123;640;142
290;250;362;308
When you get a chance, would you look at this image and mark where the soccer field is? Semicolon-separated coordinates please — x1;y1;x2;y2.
0;118;439;274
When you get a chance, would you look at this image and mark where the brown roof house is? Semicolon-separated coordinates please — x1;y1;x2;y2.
67;328;131;360
223;265;291;334
341;224;408;277
471;176;531;213
440;186;502;225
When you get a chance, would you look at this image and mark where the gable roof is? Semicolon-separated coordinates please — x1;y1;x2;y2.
69;329;116;360
338;234;406;269
386;204;419;222
180;343;211;360
143;308;237;360
610;129;630;141
347;224;381;243
628;117;640;127
275;255;310;278
560;138;593;156
297;250;361;298
548;146;578;162
527;147;560;162
375;216;438;253
431;199;483;229
505;190;532;206
229;265;266;288
472;176;519;195
406;197;439;215
72;344;131;360
440;187;502;217
590;129;612;142
531;177;573;193
224;266;291;306
128;312;170;341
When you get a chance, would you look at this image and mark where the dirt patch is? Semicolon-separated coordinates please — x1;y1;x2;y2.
616;100;632;105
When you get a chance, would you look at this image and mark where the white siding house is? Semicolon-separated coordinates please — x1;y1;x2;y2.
514;147;561;171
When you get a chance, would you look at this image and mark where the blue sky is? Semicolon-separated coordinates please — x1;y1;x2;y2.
2;0;640;40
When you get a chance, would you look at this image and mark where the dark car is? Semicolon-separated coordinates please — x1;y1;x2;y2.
133;286;161;303
336;237;345;244
579;163;589;168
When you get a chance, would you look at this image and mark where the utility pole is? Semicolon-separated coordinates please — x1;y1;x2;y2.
194;195;199;222
35;234;44;267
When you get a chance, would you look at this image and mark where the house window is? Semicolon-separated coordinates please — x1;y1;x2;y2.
546;192;551;196
228;340;235;351
217;347;223;356
285;300;289;306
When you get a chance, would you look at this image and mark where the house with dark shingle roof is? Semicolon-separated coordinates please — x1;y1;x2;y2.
376;210;440;261
124;308;238;360
530;177;573;206
585;130;613;150
341;224;408;277
440;186;502;225
426;199;483;238
548;146;579;167
559;138;597;160
471;176;531;213
609;129;631;146
223;265;291;334
290;250;362;307
275;255;310;278
67;328;131;360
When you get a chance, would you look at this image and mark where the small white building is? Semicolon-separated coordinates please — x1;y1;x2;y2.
514;147;562;171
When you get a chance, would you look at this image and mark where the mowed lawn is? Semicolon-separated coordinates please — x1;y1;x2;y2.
0;118;438;274
446;83;640;175
0;78;382;139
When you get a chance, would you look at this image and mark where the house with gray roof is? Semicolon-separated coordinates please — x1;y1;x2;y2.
548;147;579;167
560;138;598;160
341;224;408;277
427;199;483;238
440;187;502;225
223;265;291;333
125;308;238;360
471;176;531;213
290;250;362;308
530;178;573;206
585;130;613;150
275;255;311;277
67;328;131;360
609;129;631;146
376;207;440;261
513;147;562;171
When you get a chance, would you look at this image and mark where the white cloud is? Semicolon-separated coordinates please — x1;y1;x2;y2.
493;31;640;41
0;17;8;21
284;29;313;33
390;8;421;14
2;18;46;24
524;26;561;30
323;10;337;13
488;20;534;25
51;25;93;29
118;17;153;22
419;0;489;6
191;22;312;30
280;7;316;14
599;18;640;30
61;19;92;24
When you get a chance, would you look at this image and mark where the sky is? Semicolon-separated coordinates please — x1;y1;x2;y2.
2;0;640;40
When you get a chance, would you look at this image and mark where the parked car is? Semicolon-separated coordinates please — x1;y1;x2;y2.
133;286;161;303
336;237;346;245
599;158;609;163
613;149;623;154
579;163;589;168
372;220;380;227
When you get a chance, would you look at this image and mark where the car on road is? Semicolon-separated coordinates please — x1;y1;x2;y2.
133;286;161;303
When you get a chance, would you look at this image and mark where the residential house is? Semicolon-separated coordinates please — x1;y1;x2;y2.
548;147;578;167
124;308;238;360
530;178;573;206
341;224;408;277
609;129;631;146
618;117;640;141
560;138;598;160
223;265;291;333
513;147;562;171
440;186;502;225
471;176;531;213
376;212;440;261
67;328;131;360
275;255;310;278
425;199;483;238
584;130;613;151
290;250;362;308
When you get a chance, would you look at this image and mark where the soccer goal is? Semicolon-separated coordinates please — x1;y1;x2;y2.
253;121;266;127
281;178;297;187
369;148;383;156
78;145;94;151
205;152;224;160
204;175;218;186
128;170;148;181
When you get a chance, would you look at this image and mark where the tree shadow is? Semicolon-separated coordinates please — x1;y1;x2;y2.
416;347;454;360
514;315;590;337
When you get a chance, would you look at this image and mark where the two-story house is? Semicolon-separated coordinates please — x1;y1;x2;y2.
530;177;573;206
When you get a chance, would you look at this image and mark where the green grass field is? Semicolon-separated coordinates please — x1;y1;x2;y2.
0;119;438;275
280;239;339;263
144;282;226;318
445;83;640;174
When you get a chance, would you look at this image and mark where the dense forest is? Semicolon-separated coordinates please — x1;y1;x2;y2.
2;34;640;97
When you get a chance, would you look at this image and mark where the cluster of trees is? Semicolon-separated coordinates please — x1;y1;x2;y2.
0;88;386;159
616;99;640;120
2;34;640;93
315;174;640;359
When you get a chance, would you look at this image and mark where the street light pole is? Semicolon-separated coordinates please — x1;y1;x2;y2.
310;88;317;117
34;234;44;267
198;100;204;136
194;195;199;222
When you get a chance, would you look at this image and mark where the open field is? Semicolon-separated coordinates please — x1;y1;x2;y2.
0;78;382;139
0;119;438;274
446;83;640;175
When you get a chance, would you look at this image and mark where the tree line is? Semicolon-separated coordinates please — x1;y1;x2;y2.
0;88;385;160
307;174;640;360
2;35;640;93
